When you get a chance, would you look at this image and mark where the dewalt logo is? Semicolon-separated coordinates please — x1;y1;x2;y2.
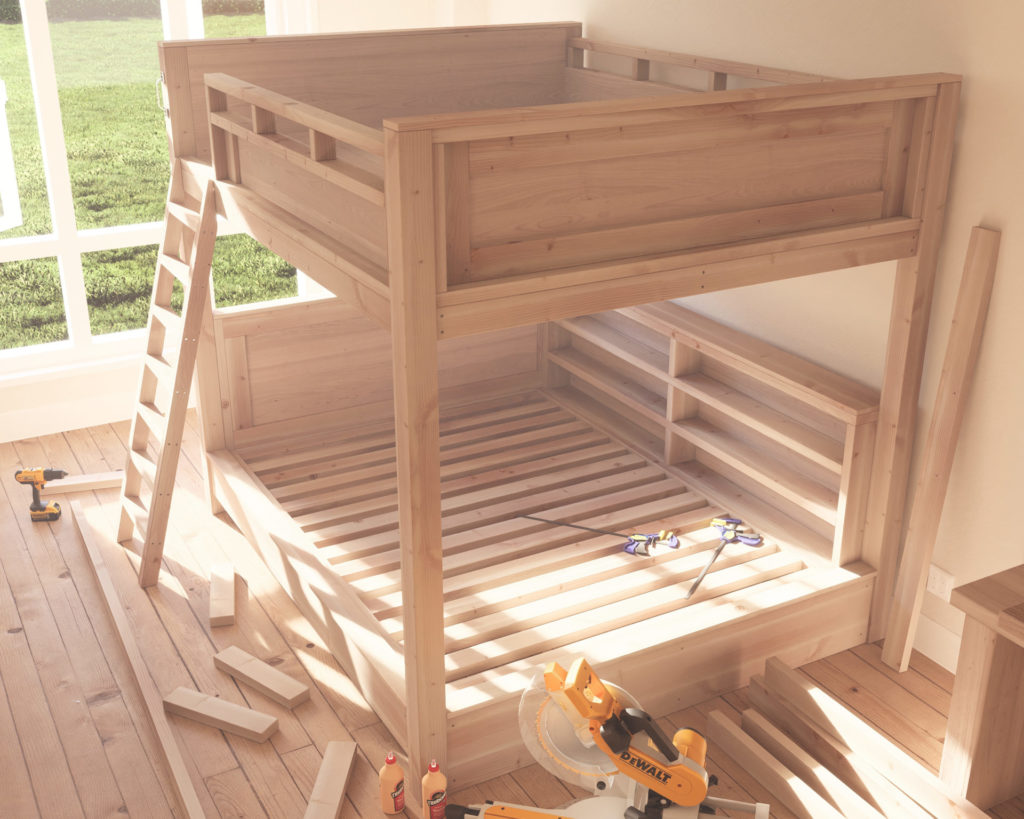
619;751;671;783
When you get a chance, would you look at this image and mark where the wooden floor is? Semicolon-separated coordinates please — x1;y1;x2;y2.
1;414;1022;818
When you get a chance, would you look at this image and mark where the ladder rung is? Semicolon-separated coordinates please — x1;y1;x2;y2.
166;200;201;231
128;449;158;489
151;302;183;336
144;352;176;383
158;252;191;284
120;494;150;537
136;401;167;438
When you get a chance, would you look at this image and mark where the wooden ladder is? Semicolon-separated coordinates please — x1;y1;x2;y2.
118;161;218;587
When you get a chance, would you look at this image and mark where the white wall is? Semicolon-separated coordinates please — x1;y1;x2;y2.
432;0;1022;669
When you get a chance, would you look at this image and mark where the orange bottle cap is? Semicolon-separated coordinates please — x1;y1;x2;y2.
428;759;440;772
385;752;396;764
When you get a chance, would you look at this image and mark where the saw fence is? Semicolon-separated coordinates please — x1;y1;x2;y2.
138;22;961;786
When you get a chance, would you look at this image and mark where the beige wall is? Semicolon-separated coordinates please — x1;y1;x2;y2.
310;0;1023;669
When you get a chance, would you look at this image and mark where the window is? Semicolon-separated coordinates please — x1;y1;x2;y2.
0;0;295;363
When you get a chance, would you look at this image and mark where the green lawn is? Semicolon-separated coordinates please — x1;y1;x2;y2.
0;13;297;351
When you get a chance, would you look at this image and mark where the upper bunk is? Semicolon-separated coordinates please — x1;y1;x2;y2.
158;22;961;336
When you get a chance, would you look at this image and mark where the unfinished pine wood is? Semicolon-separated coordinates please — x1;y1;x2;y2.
763;656;988;819
163;686;278;742
120;172;219;588
214;645;310;708
883;226;1002;670
941;565;1024;808
70;501;206;819
302;741;357;819
740;707;886;819
47;471;124;492
209;563;236;627
863;81;961;640
707;708;845;819
13;419;1024;817
154;24;964;790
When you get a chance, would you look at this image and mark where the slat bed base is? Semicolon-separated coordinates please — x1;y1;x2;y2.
210;390;875;787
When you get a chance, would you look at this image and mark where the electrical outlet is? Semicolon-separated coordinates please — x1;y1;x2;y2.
927;564;956;602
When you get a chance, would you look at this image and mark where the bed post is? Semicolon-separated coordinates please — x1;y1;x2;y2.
863;80;961;641
384;124;448;781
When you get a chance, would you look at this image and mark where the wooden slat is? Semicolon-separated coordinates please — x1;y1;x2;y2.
163;686;278;743
302;741;357;819
707;709;846;819
71;502;206;819
443;551;803;681
745;676;934;819
213;645;310;708
205;73;385;156
762;656;989;819
882;226;1001;670
568;36;833;85
740;707;886;819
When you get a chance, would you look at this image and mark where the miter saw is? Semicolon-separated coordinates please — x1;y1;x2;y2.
447;658;769;819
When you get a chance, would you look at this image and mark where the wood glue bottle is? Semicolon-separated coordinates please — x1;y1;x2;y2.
421;759;447;819
378;752;405;814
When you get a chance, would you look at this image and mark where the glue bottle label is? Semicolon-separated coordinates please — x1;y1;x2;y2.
426;790;447;819
391;780;405;811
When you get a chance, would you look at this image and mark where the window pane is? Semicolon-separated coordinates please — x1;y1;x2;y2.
203;4;267;37
0;258;68;349
0;20;51;237
48;10;166;229
83;244;173;335
212;234;296;307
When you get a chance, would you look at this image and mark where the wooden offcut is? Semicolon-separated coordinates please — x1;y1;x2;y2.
214;645;310;708
47;471;124;492
208;563;236;627
302;741;357;819
882;226;1002;670
163;686;278;742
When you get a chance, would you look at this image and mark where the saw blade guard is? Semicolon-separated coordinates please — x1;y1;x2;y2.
518;669;639;797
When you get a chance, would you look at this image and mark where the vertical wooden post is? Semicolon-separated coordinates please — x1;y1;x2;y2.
384;125;447;780
862;80;960;641
665;339;699;465
831;419;875;565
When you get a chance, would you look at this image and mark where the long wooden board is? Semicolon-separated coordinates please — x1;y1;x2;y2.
70;501;206;819
882;226;1002;670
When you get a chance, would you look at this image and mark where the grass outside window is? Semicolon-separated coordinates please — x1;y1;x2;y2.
0;12;297;350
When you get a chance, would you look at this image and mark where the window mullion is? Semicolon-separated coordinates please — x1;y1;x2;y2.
19;0;91;347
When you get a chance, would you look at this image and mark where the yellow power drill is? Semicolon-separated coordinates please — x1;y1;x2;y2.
14;467;68;522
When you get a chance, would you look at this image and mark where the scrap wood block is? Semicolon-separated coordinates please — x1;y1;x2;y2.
214;645;310;708
163;686;278;742
303;741;357;819
209;563;236;627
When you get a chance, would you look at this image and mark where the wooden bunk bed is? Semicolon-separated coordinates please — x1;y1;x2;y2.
149;22;960;787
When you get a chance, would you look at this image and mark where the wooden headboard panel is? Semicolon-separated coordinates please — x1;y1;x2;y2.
159;22;582;160
212;297;541;447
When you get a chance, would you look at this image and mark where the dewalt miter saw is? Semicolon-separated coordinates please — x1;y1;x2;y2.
447;658;768;819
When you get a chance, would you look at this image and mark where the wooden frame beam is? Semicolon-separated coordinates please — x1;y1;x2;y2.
385;125;448;777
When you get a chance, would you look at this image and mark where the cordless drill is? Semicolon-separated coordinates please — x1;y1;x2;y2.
14;467;68;522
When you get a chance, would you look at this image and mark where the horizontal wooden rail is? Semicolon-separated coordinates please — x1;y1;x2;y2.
568;37;834;86
205;72;385;156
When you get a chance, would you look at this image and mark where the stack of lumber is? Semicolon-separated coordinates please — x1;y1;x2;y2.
705;656;989;819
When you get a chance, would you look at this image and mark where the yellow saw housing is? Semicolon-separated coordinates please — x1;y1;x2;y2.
545;659;709;808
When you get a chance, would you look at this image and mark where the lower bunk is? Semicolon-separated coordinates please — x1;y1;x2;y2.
198;294;881;786
206;391;873;786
